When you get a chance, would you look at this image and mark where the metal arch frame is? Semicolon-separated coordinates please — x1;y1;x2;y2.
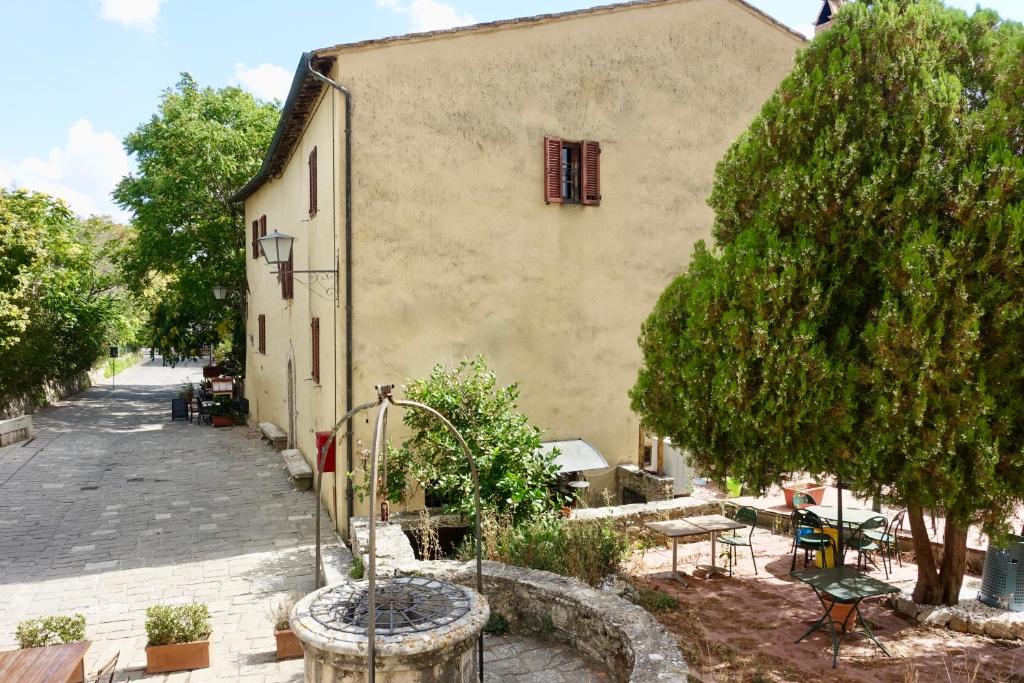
312;384;485;683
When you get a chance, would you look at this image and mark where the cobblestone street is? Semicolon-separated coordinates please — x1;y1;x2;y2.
0;358;310;681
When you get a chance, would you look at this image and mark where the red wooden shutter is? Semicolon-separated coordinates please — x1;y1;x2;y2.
259;215;267;237
544;136;563;204
281;252;294;299
308;147;318;215
258;314;266;354
311;317;320;384
581;140;601;205
251;219;259;259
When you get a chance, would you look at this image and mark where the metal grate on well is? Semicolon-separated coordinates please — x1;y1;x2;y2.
308;576;471;636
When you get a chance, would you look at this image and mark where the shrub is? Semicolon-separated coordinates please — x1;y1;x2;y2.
484;613;509;635
460;512;629;587
145;604;211;646
15;614;86;649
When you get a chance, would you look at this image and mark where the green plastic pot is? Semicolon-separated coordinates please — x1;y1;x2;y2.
725;477;743;497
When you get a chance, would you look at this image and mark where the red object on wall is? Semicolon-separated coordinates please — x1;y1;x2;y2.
315;431;336;473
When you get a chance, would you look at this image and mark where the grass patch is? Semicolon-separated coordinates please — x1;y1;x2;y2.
635;588;679;614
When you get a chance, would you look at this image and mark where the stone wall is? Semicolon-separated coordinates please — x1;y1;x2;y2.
441;561;688;683
572;495;724;541
0;371;93;420
616;465;674;503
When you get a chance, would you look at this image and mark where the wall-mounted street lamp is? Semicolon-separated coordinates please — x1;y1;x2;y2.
212;284;228;301
257;230;338;299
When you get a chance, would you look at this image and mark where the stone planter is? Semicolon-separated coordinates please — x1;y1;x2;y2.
275;629;303;661
783;483;827;508
145;639;211;674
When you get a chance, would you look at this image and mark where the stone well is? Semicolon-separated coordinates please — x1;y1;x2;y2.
291;576;489;683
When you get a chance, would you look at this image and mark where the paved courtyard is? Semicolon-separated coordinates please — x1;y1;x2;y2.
0;358;312;681
0;358;606;682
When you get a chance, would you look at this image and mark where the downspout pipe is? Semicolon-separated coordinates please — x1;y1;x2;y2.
306;56;356;535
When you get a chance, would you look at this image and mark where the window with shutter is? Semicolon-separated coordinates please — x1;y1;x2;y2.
259;215;267;238
258;314;266;354
311;317;320;384
308;147;318;216
281;252;294;300
581;140;601;205
544;136;601;206
544;137;563;204
251;219;259;259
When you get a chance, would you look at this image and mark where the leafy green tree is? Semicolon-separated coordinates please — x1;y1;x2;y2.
114;74;278;372
0;190;139;402
380;357;562;521
631;0;1024;606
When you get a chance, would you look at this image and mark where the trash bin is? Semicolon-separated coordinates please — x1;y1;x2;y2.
980;535;1024;612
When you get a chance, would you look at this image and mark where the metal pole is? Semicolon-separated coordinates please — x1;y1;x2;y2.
367;398;389;683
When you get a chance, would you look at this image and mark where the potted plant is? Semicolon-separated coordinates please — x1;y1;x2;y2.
783;481;828;508
210;398;234;428
145;604;211;674
16;613;86;648
725;476;743;497
267;594;303;661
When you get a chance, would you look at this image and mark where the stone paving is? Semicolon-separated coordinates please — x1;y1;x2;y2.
0;358;311;682
0;357;609;682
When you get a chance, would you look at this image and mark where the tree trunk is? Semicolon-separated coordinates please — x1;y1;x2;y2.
909;503;968;606
908;503;942;604
938;518;968;605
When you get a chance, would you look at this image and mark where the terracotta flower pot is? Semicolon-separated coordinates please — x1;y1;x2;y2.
784;483;827;508
212;415;234;428
275;629;303;660
823;600;857;632
145;639;211;674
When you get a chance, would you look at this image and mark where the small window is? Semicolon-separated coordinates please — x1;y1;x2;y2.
259;214;267;237
251;219;259;259
280;252;294;300
311;317;320;384
544;137;601;205
308;147;318;216
257;314;266;354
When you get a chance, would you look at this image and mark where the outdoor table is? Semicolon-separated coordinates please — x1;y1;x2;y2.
645;514;745;583
806;505;888;567
791;566;899;668
0;640;91;683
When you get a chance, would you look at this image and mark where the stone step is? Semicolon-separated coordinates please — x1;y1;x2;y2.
281;449;313;491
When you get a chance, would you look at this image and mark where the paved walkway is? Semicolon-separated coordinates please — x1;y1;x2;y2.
0;358;609;682
0;358;311;681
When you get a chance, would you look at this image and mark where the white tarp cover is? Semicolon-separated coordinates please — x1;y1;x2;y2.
539;439;609;473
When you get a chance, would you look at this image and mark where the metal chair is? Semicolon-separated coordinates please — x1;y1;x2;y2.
846;515;889;576
865;508;906;576
791;509;836;572
792;491;816;509
718;506;758;576
93;651;119;683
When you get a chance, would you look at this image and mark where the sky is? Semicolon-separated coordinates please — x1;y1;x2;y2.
1;0;1021;222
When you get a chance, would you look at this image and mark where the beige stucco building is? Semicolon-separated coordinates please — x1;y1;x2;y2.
235;0;804;536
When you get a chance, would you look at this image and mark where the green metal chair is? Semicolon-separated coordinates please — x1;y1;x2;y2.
791;509;836;572
865;508;905;576
719;506;758;576
792;491;816;509
848;514;890;577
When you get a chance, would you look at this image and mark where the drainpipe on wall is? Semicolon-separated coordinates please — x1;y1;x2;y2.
306;56;356;535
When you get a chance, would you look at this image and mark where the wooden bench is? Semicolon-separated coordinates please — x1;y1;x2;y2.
281;449;313;491
258;422;287;452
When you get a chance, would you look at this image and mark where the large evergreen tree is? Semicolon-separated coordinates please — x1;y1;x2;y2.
114;74;278;372
631;0;1024;605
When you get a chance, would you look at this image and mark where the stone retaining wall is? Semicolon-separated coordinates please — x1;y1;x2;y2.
0;371;92;420
616;465;674;502
438;561;688;683
572;495;724;540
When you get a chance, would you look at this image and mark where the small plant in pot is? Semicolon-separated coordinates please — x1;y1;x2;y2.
267;594;304;661
210;398;234;427
16;613;86;648
145;603;212;674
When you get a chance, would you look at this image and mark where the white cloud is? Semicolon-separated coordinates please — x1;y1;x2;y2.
376;0;475;32
0;119;132;221
231;63;292;102
98;0;165;31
